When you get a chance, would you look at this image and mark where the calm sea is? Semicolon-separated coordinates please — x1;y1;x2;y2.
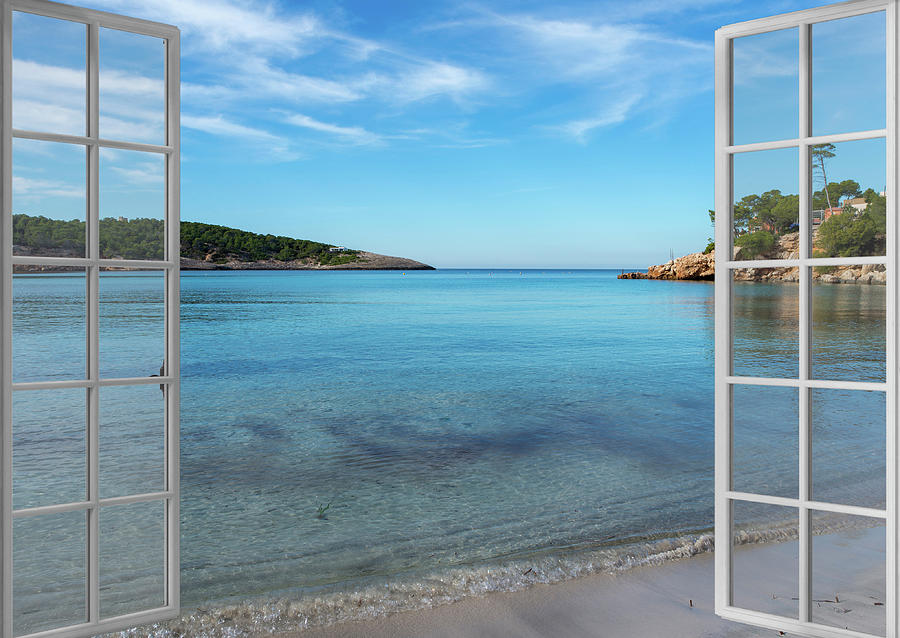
10;270;886;635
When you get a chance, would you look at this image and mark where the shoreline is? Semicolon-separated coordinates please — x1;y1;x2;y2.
109;517;884;637
284;526;885;638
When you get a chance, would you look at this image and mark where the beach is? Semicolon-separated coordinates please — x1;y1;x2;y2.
281;527;885;638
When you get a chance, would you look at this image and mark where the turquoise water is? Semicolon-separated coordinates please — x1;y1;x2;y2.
10;270;886;635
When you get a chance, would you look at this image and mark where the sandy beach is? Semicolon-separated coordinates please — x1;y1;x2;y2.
280;527;885;638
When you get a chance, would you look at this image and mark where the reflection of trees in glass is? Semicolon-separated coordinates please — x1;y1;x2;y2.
811;143;836;210
717;143;886;258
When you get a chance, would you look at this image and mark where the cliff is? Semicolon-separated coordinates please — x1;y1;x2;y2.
618;232;885;285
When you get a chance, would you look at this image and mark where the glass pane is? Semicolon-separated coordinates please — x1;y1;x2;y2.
100;385;165;499
733;28;798;145
12;12;86;136
733;385;798;499
100;28;165;144
733;148;799;262
100;501;166;618
813;12;885;137
14;511;87;636
811;138;886;260
812;389;884;509
13;139;86;258
733;501;798;618
13;389;86;510
99;269;166;379
812;513;885;635
733;269;798;378
13;270;86;383
100;148;165;261
812;280;885;382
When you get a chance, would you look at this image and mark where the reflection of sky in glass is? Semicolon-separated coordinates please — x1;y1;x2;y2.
12;139;85;222
811;137;886;196
12;12;85;135
733;28;798;145
100;148;165;221
813;11;885;136
733;147;797;201
100;28;165;144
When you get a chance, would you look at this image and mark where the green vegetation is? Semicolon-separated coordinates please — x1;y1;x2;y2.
706;141;885;260
181;222;359;265
734;230;776;259
12;214;359;265
316;502;331;520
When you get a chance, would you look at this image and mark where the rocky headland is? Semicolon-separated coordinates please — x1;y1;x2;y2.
618;232;885;285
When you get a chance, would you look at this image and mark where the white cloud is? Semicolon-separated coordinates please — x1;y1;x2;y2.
553;93;643;142
13;176;83;198
283;113;381;145
182;114;299;160
86;0;326;56
382;61;489;104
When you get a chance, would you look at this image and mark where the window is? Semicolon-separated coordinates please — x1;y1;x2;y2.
0;1;180;637
715;2;895;637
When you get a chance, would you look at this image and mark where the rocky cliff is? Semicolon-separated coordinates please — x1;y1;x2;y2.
618;232;885;285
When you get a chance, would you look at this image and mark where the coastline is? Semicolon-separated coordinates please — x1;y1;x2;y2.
109;517;884;637
284;526;884;638
619;232;886;284
12;251;434;274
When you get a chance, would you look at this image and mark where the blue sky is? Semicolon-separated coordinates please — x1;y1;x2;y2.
12;0;887;268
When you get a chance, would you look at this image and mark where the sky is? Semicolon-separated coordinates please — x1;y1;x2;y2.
10;0;888;268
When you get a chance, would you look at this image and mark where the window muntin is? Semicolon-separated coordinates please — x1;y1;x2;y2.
2;2;180;637
715;3;894;638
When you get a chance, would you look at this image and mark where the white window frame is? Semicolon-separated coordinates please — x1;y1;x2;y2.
715;1;897;637
0;1;180;636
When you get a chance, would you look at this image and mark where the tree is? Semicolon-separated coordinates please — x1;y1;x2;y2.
811;143;836;211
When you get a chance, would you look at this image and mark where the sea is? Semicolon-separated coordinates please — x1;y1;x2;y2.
9;269;887;636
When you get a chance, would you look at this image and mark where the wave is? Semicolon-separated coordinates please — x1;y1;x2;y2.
108;514;883;637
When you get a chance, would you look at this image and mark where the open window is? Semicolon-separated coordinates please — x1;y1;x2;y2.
716;1;895;637
0;1;180;636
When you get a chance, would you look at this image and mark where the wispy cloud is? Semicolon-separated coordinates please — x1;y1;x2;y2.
283;113;381;146
553;93;644;142
13;176;83;198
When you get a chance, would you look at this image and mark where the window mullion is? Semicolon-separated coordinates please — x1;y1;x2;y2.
798;21;813;626
86;19;100;627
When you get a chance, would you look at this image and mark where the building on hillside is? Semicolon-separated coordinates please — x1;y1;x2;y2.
844;197;868;212
329;246;348;252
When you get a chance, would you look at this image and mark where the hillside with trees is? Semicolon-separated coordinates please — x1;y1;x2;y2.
12;215;361;266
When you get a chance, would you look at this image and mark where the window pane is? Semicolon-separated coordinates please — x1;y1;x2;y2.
13;138;86;258
99;269;166;379
100;384;165;499
812;389;884;510
813;12;885;137
14;511;87;636
733;269;798;378
13;389;86;510
733;28;798;145
100;148;165;261
100;28;165;144
812;280;885;382
733;501;798;618
810;138;886;260
811;513;885;635
12;12;86;136
733;385;798;499
13;270;86;383
733;148;799;263
100;501;166;618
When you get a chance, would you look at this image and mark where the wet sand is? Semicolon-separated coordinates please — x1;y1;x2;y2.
281;527;885;638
